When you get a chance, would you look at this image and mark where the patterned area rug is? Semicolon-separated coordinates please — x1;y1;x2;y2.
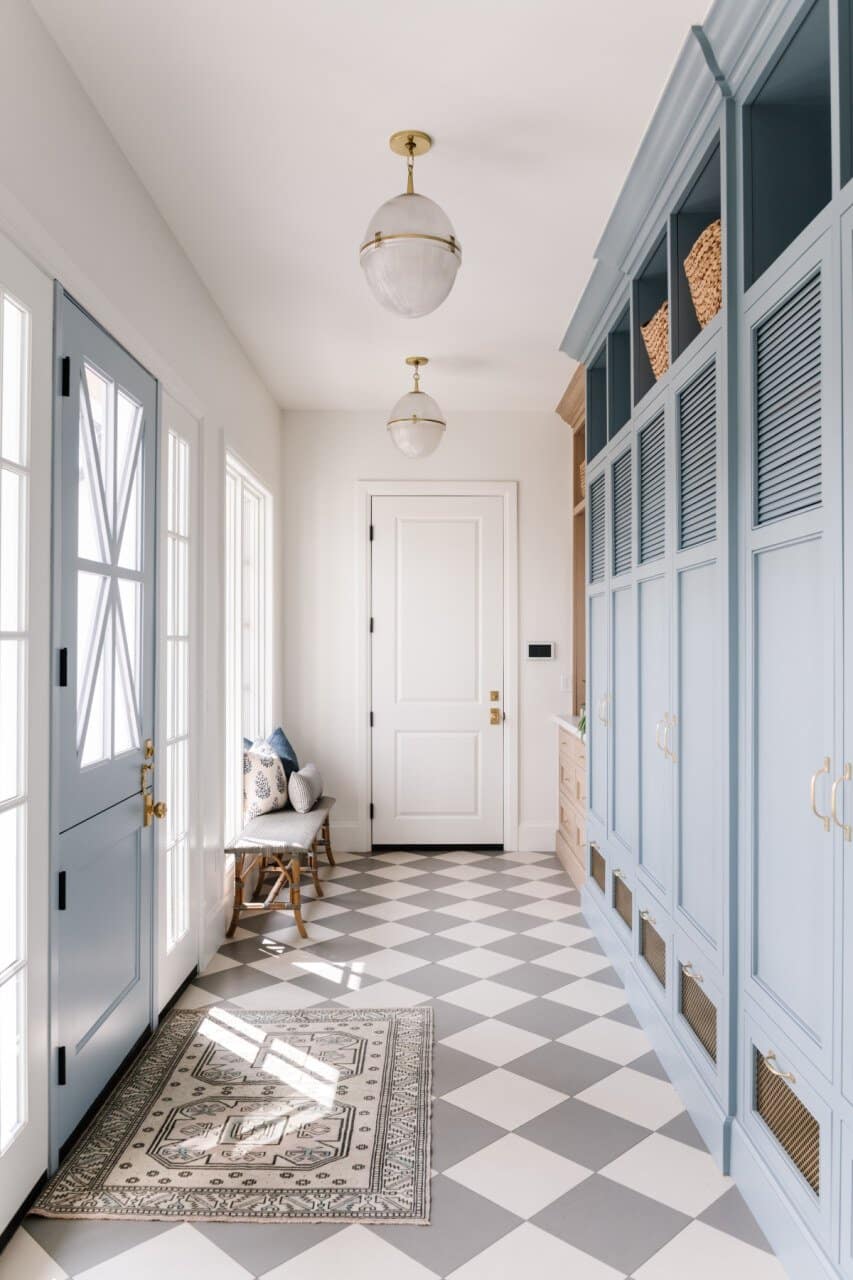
33;1005;432;1224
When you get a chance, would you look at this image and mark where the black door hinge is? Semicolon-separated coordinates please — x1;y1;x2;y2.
60;356;70;397
369;802;374;820
369;524;374;541
57;1046;67;1086
369;617;374;633
369;711;374;727
58;647;68;687
58;871;66;911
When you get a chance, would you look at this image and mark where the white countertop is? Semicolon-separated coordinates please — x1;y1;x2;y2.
553;713;584;741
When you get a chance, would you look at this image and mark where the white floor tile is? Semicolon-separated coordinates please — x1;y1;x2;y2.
433;851;489;864
503;864;564;881
508;880;571;900
601;1132;731;1216
447;1223;624;1280
350;922;427;947
76;1225;251;1280
176;982;218;1009
499;851;553;864
440;978;533;1017
434;880;496;900
200;952;242;975
515;899;581;920
346;948;429;980
364;864;424;881
525;921;595;947
367;851;422;863
576;1067;684;1130
439;948;522;979
359;881;424;901
335;979;428;1008
437;922;512;947
434;900;504;921
545;977;628;1015
443;1068;565;1129
634;1221;790;1280
560;1016;652;1064
445;1133;591;1217
357;899;426;922
533;946;609;977
432;864;494;881
261;1224;439;1280
0;1231;67;1280
440;1017;548;1066
231;981;325;1010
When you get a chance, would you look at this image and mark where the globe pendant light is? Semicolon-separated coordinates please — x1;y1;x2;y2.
360;131;462;318
387;357;446;458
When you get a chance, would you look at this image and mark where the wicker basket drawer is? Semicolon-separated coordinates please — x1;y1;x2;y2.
679;962;718;1064
639;909;667;991
611;868;633;932
589;842;606;894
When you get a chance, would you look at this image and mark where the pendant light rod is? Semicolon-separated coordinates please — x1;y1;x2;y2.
405;354;428;391
389;131;432;195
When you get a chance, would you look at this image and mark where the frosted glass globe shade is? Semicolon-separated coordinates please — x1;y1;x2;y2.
360;192;461;319
387;389;446;458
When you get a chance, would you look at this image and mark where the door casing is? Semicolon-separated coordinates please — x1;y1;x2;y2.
356;480;519;853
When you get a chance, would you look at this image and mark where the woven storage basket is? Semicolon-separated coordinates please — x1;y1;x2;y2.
640;301;669;381
579;459;586;498
684;218;722;328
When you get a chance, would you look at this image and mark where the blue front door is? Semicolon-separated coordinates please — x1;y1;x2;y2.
54;294;158;1147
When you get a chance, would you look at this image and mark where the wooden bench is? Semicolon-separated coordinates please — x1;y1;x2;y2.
225;796;336;939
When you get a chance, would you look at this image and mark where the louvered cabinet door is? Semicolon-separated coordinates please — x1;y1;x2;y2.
610;447;635;853
743;246;839;1078
841;206;853;1114
672;357;724;955
587;470;609;829
636;410;672;904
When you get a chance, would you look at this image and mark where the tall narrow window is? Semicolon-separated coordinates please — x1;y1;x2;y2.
0;291;30;1153
224;454;271;841
165;431;190;950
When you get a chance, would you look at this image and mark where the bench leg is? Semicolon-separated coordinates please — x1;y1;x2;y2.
322;817;335;866
309;840;324;898
227;851;246;937
289;856;308;939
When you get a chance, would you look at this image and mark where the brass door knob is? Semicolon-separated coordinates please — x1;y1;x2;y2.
153;801;167;820
490;707;502;725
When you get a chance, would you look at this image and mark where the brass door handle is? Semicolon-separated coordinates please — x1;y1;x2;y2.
655;718;665;752
764;1051;796;1084
490;707;502;725
144;791;168;827
831;763;852;842
810;757;832;832
664;713;678;763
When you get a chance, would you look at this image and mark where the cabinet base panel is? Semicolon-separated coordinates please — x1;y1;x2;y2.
555;828;586;887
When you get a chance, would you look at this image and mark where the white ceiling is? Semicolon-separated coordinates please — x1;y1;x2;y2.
33;0;710;412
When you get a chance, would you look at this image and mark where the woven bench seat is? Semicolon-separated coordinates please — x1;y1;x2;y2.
225;796;336;939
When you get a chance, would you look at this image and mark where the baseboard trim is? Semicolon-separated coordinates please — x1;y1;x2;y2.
580;885;730;1169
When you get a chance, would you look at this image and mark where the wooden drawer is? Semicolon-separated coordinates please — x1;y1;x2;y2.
556;827;585;887
559;794;585;852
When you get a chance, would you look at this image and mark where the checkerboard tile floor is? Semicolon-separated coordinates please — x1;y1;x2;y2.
5;851;790;1280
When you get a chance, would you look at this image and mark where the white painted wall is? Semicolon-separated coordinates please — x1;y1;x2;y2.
280;410;572;852
0;0;284;966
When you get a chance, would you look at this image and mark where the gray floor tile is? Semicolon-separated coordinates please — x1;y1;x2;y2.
217;934;292;964
516;1097;650;1169
196;1221;346;1272
313;909;387;934
487;933;567;961
657;1109;708;1152
510;1040;618;1094
574;936;606;955
433;1043;494;1095
592;965;624;988
399;933;471;962
431;1000;484;1040
631;1049;670;1081
289;970;380;999
476;889;536;909
533;1174;691;1273
402;909;473;934
698;1186;773;1251
482;909;554;934
302;935;382;963
192;965;283;999
495;998;597;1039
396;964;477;997
430;1099;508;1173
369;1175;520;1274
608;1003;642;1027
493;962;572;996
24;1219;172;1275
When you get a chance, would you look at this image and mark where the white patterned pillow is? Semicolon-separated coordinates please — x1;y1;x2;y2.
243;747;289;821
288;762;323;813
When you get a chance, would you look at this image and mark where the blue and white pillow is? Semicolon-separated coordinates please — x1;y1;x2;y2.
243;745;289;821
243;726;299;780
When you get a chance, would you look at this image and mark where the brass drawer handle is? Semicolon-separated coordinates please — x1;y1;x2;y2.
810;757;832;832
655;718;666;752
613;867;624;880
664;713;678;763
830;763;852;842
640;909;656;925
682;962;703;984
764;1051;796;1085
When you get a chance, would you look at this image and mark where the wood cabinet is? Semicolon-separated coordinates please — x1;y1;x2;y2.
556;725;586;886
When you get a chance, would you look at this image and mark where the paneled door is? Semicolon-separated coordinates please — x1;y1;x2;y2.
371;495;504;846
53;295;159;1146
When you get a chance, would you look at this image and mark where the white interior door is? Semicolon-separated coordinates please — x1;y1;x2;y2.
371;494;504;846
156;393;200;1010
0;232;52;1232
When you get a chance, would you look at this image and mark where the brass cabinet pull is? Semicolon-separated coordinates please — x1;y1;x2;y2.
810;757;832;832
764;1051;796;1085
613;867;624;880
830;763;852;842
640;909;656;925
682;961;704;984
664;713;678;763
655;718;666;752
598;695;609;726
